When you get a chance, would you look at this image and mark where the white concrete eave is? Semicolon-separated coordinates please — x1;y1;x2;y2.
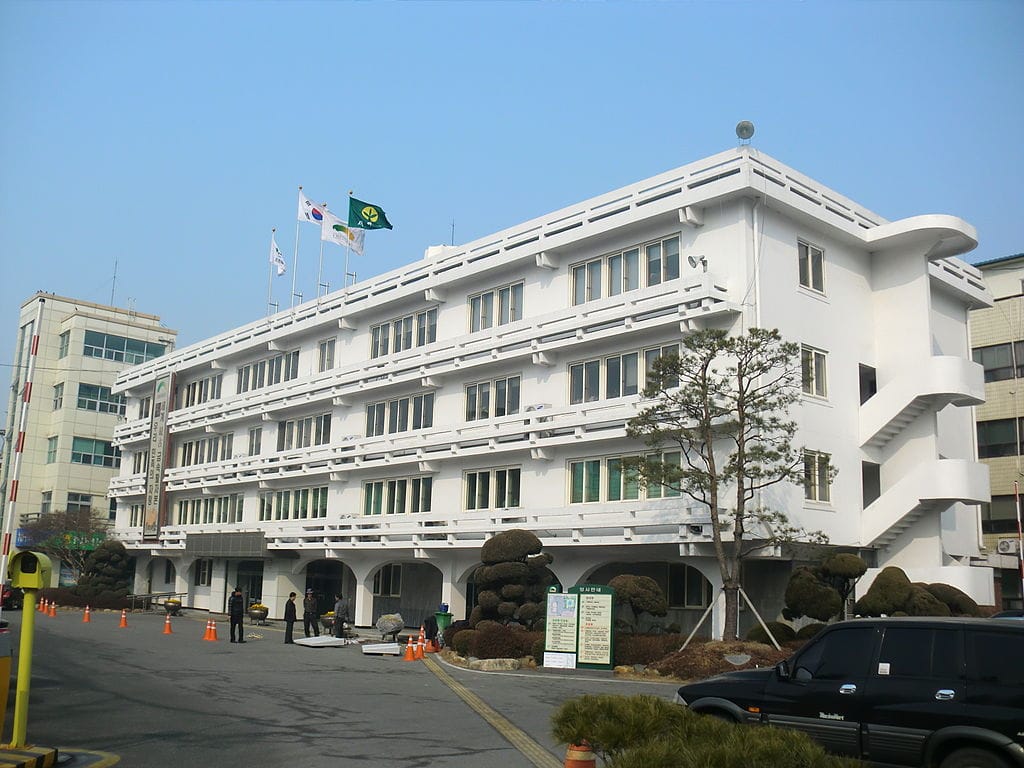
865;214;978;260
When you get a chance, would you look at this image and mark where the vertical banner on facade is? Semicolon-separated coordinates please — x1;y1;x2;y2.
143;374;174;539
570;584;615;670
543;589;579;669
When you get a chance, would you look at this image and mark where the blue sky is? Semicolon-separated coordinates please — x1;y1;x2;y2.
1;1;1022;423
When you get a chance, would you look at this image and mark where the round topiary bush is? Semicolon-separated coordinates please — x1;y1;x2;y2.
795;622;827;640
925;583;980;616
452;629;479;656
480;529;543;564
745;621;796;645
443;619;471;648
473;625;541;659
501;583;526;600
784;567;842;621
854;566;913;616
904;585;951;616
477;590;501;611
497;601;518;618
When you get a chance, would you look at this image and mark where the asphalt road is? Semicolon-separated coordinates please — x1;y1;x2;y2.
1;608;676;767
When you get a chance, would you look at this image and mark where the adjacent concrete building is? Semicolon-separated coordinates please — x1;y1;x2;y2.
109;147;993;633
1;294;176;581
971;253;1024;611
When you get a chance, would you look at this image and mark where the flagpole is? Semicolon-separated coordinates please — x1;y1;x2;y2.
317;203;327;298
292;186;302;308
267;227;276;316
344;245;350;291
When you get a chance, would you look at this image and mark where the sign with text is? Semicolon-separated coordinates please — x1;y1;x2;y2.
544;592;579;668
570;584;615;670
143;373;174;539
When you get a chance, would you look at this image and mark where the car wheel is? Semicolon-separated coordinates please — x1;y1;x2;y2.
940;747;1010;768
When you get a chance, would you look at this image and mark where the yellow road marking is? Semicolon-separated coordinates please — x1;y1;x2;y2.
422;656;562;768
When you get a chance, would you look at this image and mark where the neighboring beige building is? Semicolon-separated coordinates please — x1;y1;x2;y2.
0;294;176;570
972;254;1024;610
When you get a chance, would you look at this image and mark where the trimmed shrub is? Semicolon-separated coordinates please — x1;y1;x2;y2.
473;625;542;659
854;566;913;616
443;619;471;648
926;583;980;616
483;561;530;582
497;601;518;618
609;575;668;618
784;567;842;622
745;621;796;644
795;623;827;640
613;634;686;666
904;585;951;616
474;619;503;633
452;629;479;656
480;529;542;564
500;584;526;601
477;590;500;611
515;601;543;627
531;636;546;662
821;553;868;580
468;605;485;626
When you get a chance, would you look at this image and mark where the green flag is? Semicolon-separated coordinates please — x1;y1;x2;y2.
348;196;393;230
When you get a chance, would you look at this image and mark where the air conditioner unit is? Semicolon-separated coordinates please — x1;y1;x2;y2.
997;539;1020;555
525;403;551;412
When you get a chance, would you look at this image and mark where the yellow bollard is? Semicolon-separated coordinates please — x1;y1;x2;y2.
10;588;37;747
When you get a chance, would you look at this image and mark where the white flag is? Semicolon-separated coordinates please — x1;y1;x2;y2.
269;234;286;276
321;209;365;256
297;190;325;225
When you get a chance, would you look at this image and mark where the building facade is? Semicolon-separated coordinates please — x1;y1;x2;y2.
110;148;993;633
1;294;176;581
971;254;1024;610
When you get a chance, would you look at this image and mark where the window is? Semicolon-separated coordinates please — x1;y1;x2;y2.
46;436;58;464
497;282;524;325
968;630;1024;687
572;258;603;306
318;338;336;372
606;456;640;501
367;395;433;436
644;344;680;389
52;382;64;410
877;627;960;679
412;393;434;429
132;450;149;474
570;460;602;503
980;495;1021;534
67;492;92;513
364;475;432;518
466;376;519;420
139;397;152;419
277;414;331;450
164;560;175;584
646;452;681;498
571;454;677;503
77;383;126;415
801;346;828;398
668;563;712;608
645;236;680;286
794;627;874;681
371;309;437;358
366;402;386;437
804;450;832;502
798;240;825;293
194;559;213;587
977;418;1019;459
469;283;522;332
40;491;52;515
130;504;144;527
235;350;299;394
608;248;639;296
71;437;120;467
83;331;165;364
569;359;601;404
605;353;638;399
182;374;223;407
248;427;262;456
373;564;401;597
108;498;117;521
464;467;521;510
58;331;70;359
972;343;1015;383
179;434;233;466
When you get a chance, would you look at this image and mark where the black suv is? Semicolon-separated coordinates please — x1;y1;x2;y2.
674;617;1024;768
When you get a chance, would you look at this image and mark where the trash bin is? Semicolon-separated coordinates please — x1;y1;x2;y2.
434;611;453;633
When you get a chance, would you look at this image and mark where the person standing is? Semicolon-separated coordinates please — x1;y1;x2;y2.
302;589;320;638
227;587;246;644
283;592;297;643
333;593;350;639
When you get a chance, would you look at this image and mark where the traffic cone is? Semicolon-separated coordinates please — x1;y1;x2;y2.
564;741;597;768
402;636;415;661
48;602;57;618
414;636;425;661
163;614;173;634
38;598;46;613
208;620;219;642
202;620;213;641
82;606;91;623
118;609;128;628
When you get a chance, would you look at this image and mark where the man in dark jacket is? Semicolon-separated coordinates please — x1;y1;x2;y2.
302;589;320;637
227;587;246;644
284;592;297;644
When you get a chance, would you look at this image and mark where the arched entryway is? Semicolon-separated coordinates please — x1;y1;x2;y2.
304;560;354;616
368;562;442;627
236;560;265;606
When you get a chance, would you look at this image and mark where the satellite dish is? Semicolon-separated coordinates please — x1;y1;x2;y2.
736;121;755;141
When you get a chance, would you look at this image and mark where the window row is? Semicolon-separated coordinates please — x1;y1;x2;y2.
277;414;332;450
257;486;329;521
569;454;679;504
77;383;127;415
571;235;681;306
977;418;1024;459
365;394;434;437
370;308;438;359
70;437;120;467
363;477;433;516
182;374;223;408
569;344;678;404
466;376;520;421
236;350;300;394
179;434;234;467
469;281;524;332
82;330;166;364
972;342;1024;383
176;494;244;525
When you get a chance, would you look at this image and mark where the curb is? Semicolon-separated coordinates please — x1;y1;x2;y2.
0;745;57;768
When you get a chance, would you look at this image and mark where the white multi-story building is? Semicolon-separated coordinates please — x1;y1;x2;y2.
1;294;176;581
110;147;993;634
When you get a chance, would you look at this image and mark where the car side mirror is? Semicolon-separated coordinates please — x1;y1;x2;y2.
794;667;813;683
775;661;790;680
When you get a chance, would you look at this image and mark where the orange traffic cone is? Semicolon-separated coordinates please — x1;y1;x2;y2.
82;606;91;623
118;609;128;628
163;614;173;635
414;636;425;661
38;598;46;613
48;602;57;618
208;620;219;642
402;636;416;661
564;741;597;768
202;620;213;641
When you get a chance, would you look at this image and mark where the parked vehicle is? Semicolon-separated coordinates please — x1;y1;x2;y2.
1;584;23;610
674;617;1024;768
990;609;1023;619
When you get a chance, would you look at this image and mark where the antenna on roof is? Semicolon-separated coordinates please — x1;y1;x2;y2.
736;120;755;144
